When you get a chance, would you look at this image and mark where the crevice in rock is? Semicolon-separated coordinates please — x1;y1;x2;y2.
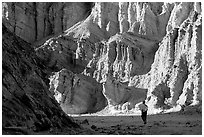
33;2;38;41
11;3;16;33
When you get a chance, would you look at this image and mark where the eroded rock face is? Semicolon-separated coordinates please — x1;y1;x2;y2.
14;2;201;114
87;33;159;83
49;69;107;114
103;75;147;108
130;2;202;110
2;2;93;43
2;25;79;134
19;2;174;78
37;2;201;114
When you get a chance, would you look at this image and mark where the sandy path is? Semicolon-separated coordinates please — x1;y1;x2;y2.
73;112;202;135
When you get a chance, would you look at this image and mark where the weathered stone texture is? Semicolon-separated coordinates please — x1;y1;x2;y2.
2;2;93;43
3;2;201;115
2;25;79;134
49;69;107;114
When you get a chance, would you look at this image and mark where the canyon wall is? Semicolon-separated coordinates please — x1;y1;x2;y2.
35;2;202;114
129;2;202;112
2;25;80;134
3;2;202;115
2;2;93;43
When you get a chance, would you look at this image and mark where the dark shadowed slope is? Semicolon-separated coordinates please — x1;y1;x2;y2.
2;25;81;134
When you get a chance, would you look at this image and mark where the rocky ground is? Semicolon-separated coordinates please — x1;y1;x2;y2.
73;112;202;135
16;111;201;135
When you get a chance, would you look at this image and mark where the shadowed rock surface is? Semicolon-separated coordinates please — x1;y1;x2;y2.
2;2;94;43
2;25;81;134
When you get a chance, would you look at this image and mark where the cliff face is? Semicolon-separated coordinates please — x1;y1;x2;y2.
129;2;202;111
3;2;202;115
2;2;93;43
34;2;202;114
2;25;80;134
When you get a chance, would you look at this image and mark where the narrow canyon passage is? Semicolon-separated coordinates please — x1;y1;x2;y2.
2;2;202;135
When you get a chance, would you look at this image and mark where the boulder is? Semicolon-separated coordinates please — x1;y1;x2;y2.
49;69;107;114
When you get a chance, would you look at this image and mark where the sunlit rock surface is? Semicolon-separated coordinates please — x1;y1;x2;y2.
49;69;107;114
103;75;147;108
37;2;202;114
130;2;202;111
3;2;202;115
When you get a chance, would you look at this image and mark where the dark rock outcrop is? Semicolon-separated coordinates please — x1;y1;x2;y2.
2;25;79;134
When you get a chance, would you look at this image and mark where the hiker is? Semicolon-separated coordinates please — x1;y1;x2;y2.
71;52;76;67
138;101;148;124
